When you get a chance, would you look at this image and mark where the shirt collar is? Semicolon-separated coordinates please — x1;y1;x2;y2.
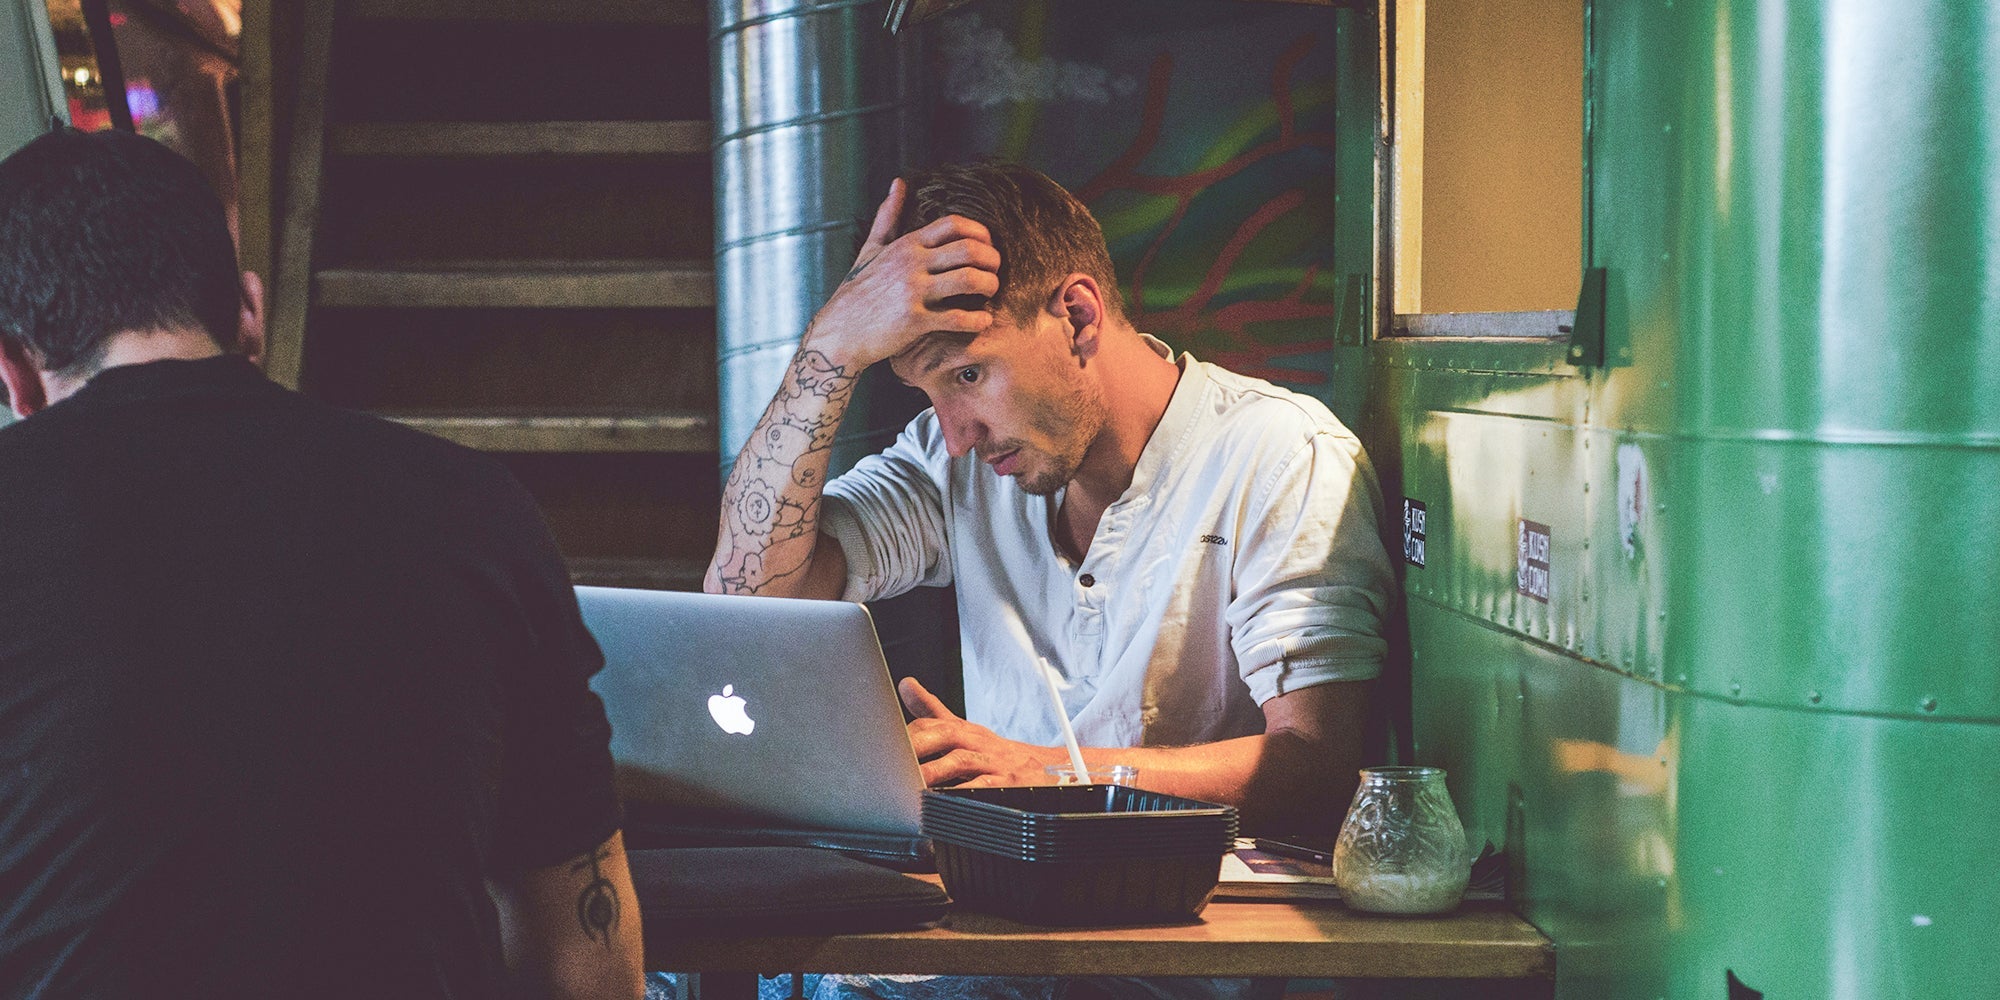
1115;335;1207;508
60;354;272;411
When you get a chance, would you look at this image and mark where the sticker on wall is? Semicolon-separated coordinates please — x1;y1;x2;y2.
1616;444;1648;559
1517;519;1552;603
1402;498;1427;568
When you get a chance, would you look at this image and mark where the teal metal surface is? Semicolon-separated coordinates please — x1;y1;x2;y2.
1667;696;1998;996
1370;1;2000;996
1586;0;2000;718
2;0;63;157
1322;3;1377;425
1563;267;1606;368
1408;601;1671;997
1;0;63;432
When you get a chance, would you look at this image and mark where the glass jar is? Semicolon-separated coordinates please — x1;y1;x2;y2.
1332;766;1471;914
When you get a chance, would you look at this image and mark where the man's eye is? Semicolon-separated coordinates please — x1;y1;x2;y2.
956;366;981;385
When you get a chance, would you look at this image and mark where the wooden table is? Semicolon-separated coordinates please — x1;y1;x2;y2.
649;880;1554;1000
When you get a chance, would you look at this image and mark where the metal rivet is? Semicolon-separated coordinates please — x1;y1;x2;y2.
1730;682;1742;698
1921;696;1939;713
1807;691;1823;705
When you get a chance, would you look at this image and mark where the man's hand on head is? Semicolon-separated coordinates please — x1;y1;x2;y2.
899;677;1064;788
801;179;1002;371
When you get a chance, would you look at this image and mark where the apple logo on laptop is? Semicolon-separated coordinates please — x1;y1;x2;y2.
707;684;755;735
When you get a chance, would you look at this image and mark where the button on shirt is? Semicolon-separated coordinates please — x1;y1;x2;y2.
820;343;1394;750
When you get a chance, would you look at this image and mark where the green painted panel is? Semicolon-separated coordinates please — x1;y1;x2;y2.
1408;600;1672;999
1410;599;2000;1000
1321;4;1377;428
1668;698;2000;999
1669;439;2000;720
1380;348;1997;721
1589;0;2000;441
1373;4;1999;996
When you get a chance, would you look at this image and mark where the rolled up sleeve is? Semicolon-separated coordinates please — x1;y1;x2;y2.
1227;430;1394;704
821;413;954;604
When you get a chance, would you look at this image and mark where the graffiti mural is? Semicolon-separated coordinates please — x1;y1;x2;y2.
924;0;1353;403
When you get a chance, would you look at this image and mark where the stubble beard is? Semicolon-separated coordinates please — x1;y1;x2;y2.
1016;458;1073;497
1013;370;1104;497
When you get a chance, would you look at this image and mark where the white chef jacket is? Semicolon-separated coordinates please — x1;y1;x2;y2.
820;341;1393;749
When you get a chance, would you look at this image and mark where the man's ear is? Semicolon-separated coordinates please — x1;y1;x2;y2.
1050;274;1106;359
0;338;48;418
236;270;266;366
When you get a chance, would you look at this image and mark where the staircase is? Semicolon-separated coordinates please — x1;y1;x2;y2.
250;0;718;590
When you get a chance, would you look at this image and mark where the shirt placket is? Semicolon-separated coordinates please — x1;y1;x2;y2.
1067;508;1122;677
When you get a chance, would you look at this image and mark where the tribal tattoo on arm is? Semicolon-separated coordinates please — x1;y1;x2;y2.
711;348;859;595
570;845;620;948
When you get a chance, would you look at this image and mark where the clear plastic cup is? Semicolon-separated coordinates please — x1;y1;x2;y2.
1045;764;1139;786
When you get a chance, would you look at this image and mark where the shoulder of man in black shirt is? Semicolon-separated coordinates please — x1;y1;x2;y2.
0;128;643;998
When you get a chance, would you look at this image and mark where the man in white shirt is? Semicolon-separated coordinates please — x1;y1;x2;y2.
705;162;1392;834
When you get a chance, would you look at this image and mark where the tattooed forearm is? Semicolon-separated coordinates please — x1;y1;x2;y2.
570;846;620;948
710;348;859;595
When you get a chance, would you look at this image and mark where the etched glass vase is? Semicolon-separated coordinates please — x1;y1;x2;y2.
1332;766;1471;914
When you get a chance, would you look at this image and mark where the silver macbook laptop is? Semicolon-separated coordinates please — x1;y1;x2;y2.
575;586;925;837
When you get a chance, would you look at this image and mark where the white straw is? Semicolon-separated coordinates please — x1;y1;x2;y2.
1038;656;1091;782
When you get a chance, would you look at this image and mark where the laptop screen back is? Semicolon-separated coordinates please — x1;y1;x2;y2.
575;587;925;837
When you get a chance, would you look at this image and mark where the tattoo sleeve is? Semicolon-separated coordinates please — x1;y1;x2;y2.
710;348;859;594
571;845;620;948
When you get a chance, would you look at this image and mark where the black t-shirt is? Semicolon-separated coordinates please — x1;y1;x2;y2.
0;356;620;998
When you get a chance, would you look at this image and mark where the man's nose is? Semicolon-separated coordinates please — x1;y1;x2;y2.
936;406;984;459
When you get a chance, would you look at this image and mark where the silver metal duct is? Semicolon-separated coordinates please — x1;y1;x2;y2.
711;0;959;709
711;0;907;469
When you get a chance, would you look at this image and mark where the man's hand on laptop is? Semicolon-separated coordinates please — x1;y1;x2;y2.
800;179;1000;371
899;677;1065;788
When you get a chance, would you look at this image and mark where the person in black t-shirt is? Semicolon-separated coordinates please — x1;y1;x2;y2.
0;129;645;997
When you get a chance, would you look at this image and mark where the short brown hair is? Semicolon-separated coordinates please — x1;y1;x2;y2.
899;162;1125;322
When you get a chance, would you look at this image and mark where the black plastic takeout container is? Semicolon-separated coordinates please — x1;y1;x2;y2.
922;785;1239;924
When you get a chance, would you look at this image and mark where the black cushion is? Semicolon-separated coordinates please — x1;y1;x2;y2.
630;846;951;939
622;803;934;872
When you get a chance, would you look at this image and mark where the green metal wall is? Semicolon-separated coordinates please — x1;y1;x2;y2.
1361;2;2000;997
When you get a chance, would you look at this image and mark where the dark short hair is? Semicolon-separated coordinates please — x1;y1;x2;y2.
0;128;240;374
899;162;1125;322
